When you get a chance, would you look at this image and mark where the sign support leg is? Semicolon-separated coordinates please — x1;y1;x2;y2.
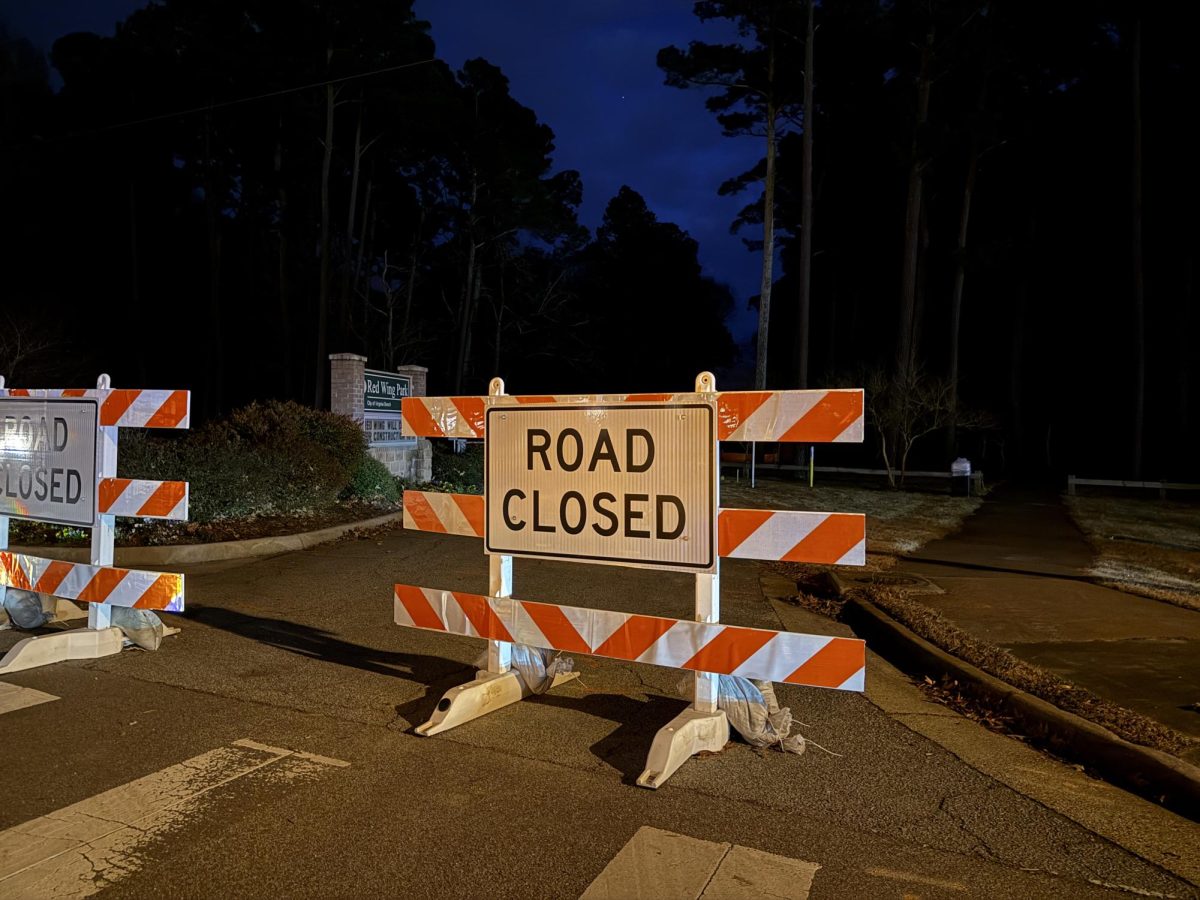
415;376;575;738
637;372;729;789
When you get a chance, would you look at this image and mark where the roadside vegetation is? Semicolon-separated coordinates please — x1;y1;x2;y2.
1065;494;1200;611
9;401;400;547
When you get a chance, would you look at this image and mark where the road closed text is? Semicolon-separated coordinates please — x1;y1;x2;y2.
0;399;98;527
500;428;686;539
486;404;714;570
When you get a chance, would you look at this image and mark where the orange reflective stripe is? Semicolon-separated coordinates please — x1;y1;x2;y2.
396;585;446;630
98;478;131;513
784;638;864;688
401;397;446;437
77;567;128;604
34;560;73;595
521;601;591;654
782;514;864;564
137;482;186;517
682;626;774;675
514;395;556;404
592;615;675;661
133;574;182;609
145;390;189;428
450;493;485;537
454;591;514;642
716;391;772;439
100;390;139;426
0;552;32;590
404;491;448;533
624;393;672;402
717;509;773;556
450;397;487;436
778;392;861;442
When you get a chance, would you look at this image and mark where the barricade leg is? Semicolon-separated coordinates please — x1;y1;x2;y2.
637;566;729;789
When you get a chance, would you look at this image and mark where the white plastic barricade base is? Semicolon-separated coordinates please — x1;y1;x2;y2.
48;597;88;622
0;626;124;675
415;667;580;737
637;707;730;790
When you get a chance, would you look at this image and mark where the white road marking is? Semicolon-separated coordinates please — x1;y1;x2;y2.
0;681;58;715
865;867;969;892
0;739;348;899
580;826;819;900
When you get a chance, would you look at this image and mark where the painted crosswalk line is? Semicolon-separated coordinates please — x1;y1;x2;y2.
581;826;820;900
0;738;348;899
0;681;58;716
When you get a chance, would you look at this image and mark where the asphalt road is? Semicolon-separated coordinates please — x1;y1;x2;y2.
1;526;1197;899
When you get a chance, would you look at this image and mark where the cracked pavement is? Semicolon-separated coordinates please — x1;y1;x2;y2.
1;524;1198;898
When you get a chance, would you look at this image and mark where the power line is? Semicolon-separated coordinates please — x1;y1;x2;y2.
8;56;438;148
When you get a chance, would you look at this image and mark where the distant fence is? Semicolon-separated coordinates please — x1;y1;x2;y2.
719;455;984;492
1067;475;1200;498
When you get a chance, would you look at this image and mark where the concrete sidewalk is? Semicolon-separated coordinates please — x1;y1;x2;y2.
898;486;1200;760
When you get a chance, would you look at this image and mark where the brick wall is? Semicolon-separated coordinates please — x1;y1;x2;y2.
328;353;367;423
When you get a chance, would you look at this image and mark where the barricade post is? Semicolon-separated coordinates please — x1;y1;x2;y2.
396;372;867;788
0;374;190;675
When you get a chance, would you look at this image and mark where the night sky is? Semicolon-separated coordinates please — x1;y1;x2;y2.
1;0;763;346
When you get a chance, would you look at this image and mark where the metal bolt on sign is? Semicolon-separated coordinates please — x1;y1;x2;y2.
396;372;868;789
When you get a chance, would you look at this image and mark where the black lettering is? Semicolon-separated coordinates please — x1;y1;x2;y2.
50;467;64;503
656;495;685;539
18;464;33;499
587;429;620;473
4;462;14;498
592;492;618;536
557;428;583;472
67;469;81;503
53;417;68;451
502;488;526;530
527;429;551;471
560;491;586;535
34;467;48;502
532;490;555;532
625;493;650;538
626;429;654;473
18;416;33;450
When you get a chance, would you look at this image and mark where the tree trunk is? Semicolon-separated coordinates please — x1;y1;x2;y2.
203;112;224;415
947;123;982;456
353;175;372;336
796;0;815;389
455;234;477;393
128;178;146;384
340;100;364;348
897;28;934;386
1131;17;1145;478
402;208;424;341
274;137;292;398
754;38;777;391
315;77;335;409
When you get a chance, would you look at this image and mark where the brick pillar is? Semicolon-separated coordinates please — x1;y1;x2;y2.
328;353;367;423
395;364;428;397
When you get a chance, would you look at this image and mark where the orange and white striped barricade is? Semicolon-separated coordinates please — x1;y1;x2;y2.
0;374;191;674
396;373;866;788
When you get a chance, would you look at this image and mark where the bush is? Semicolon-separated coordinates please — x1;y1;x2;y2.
348;456;400;503
119;401;387;522
431;441;484;491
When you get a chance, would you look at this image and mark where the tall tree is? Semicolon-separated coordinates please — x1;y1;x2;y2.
659;1;804;390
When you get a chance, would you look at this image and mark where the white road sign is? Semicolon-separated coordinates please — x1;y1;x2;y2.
0;398;98;527
485;403;716;571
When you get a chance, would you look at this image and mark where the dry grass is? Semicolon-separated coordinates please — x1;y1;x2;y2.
723;476;981;574
1065;495;1200;611
861;585;1197;758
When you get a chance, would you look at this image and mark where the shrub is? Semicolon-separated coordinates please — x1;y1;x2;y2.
348;456;400;503
119;401;383;521
431;441;484;491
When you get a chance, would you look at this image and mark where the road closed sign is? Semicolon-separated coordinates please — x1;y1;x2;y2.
485;403;716;571
0;398;98;527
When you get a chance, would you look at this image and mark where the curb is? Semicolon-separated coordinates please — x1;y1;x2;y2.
839;588;1200;822
12;512;405;567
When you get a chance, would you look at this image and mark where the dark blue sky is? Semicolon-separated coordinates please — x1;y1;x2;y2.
2;0;764;344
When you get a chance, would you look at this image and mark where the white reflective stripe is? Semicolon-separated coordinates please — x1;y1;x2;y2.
731;512;824;560
732;633;832;680
636;620;707;669
836;539;867;566
838;668;866;691
732;392;823;442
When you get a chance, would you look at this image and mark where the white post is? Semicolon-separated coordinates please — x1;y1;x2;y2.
694;371;720;714
88;374;116;632
486;377;513;675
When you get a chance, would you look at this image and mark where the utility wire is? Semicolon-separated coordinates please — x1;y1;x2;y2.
6;56;438;148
